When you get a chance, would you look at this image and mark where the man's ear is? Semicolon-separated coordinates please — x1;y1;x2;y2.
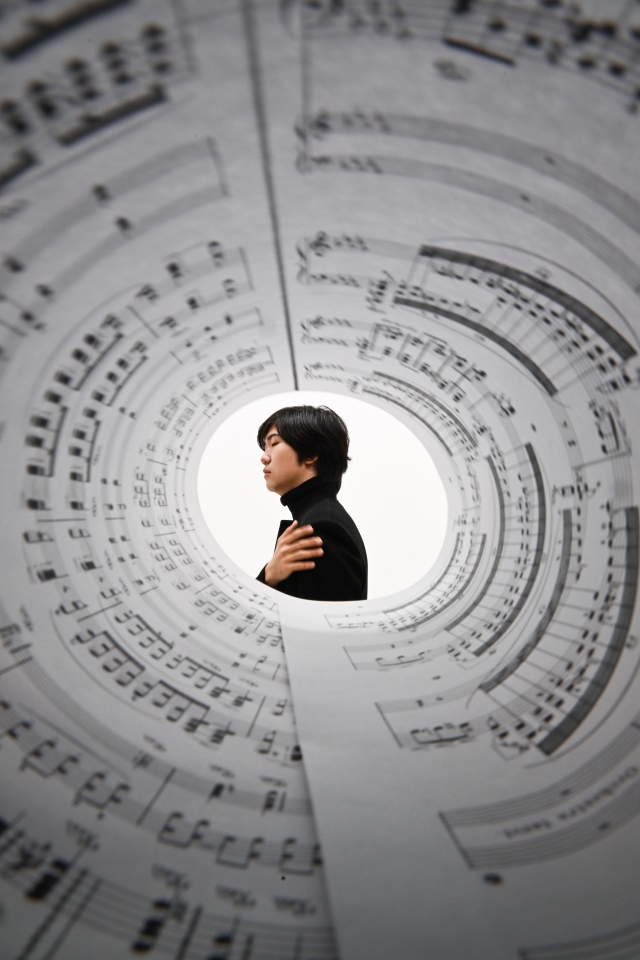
304;454;319;469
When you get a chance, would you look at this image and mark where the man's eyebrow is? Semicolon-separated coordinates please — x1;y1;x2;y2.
265;430;280;442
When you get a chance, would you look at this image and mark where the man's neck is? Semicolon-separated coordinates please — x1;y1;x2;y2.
280;475;338;516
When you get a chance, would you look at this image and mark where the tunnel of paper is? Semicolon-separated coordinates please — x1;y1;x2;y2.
0;2;639;959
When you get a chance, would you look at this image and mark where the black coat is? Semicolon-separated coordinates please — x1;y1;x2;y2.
256;476;368;602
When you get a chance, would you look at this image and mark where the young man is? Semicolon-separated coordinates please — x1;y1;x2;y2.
256;405;368;602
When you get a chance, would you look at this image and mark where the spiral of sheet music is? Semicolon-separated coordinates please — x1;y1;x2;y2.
1;2;640;959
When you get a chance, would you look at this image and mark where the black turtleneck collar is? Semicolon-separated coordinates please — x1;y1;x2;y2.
280;475;338;519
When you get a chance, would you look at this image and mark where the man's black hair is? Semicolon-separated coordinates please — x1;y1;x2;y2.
257;405;350;490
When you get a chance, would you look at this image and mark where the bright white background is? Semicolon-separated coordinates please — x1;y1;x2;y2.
197;391;448;599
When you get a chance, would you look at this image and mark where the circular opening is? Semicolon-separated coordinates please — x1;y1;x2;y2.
197;391;449;599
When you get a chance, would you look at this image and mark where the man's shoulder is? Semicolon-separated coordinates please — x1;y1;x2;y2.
299;497;351;526
299;498;365;551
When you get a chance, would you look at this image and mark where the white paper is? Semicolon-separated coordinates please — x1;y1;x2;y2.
1;0;640;958
0;1;332;956
268;2;640;959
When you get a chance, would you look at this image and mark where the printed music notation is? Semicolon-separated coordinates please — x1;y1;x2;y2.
300;0;640;114
290;223;640;773
274;5;640;951
0;813;337;959
2;0;640;958
0;1;338;954
520;922;640;960
0;0;192;179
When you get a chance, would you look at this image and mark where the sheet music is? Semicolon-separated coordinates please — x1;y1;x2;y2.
0;2;332;957
1;0;640;958
267;2;640;959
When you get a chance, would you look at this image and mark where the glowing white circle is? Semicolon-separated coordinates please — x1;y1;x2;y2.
197;391;449;599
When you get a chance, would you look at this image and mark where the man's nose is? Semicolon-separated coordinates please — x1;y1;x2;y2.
261;451;269;464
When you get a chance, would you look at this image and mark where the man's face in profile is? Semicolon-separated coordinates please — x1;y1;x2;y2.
261;426;316;496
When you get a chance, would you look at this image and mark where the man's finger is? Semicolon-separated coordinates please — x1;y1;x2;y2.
289;546;323;560
286;541;323;556
278;521;304;543
286;524;317;541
